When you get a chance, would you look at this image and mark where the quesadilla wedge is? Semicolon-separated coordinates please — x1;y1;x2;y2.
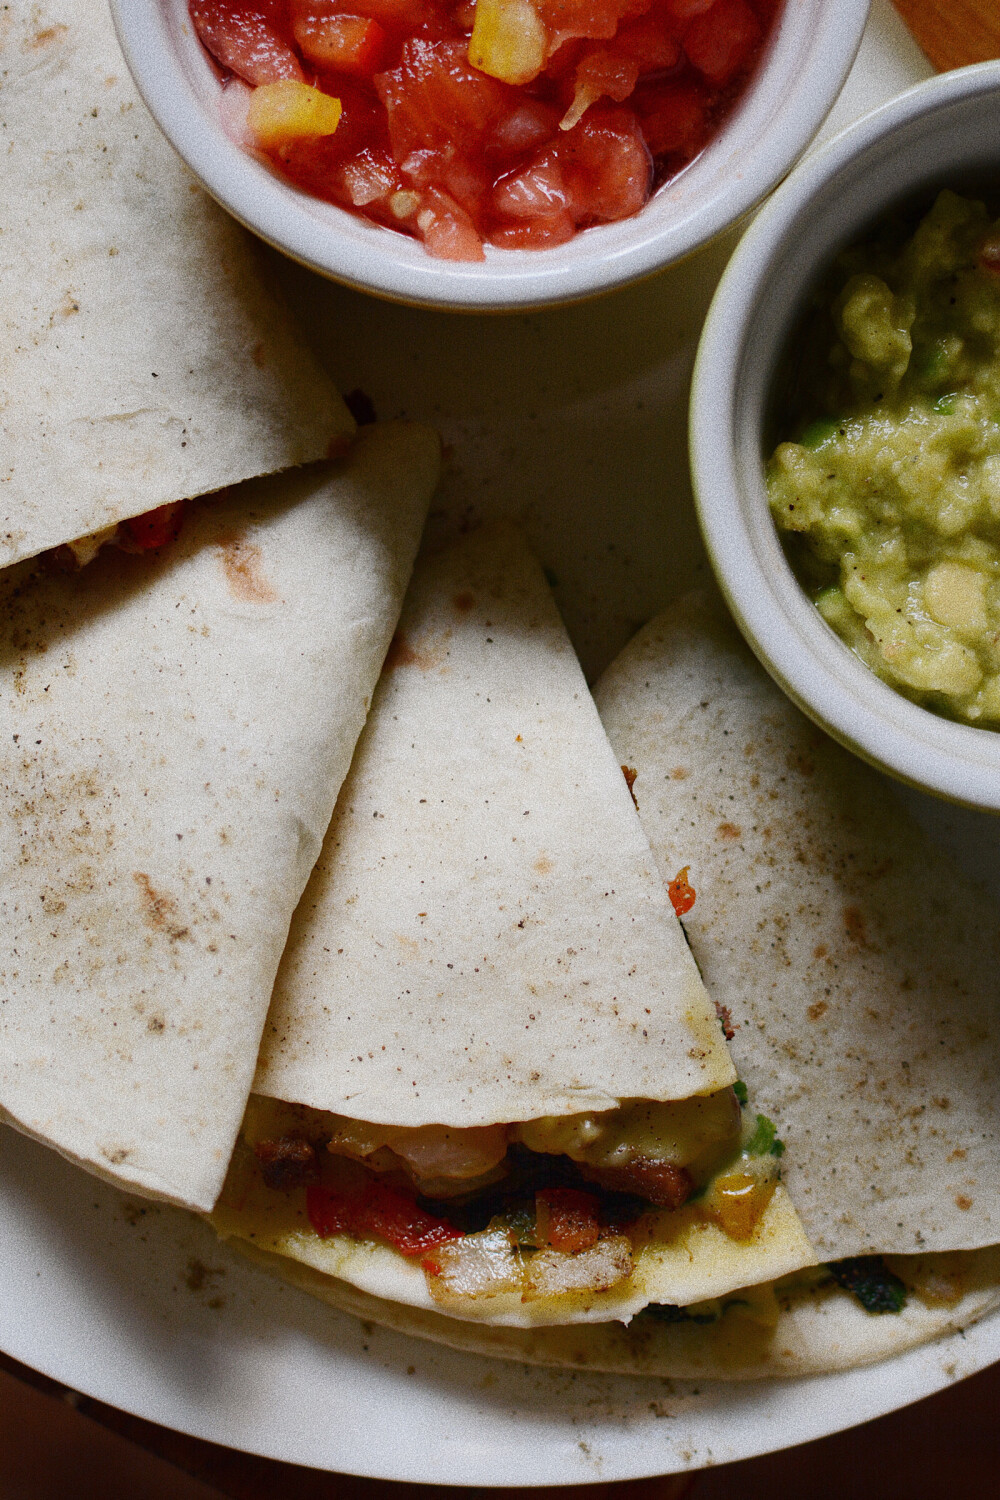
595;591;1000;1259
0;421;438;1212
1;0;352;568
212;527;816;1325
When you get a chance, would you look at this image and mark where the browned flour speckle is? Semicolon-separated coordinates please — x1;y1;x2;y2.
217;535;279;604
133;872;190;943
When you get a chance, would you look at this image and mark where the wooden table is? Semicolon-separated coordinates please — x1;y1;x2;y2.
4;4;1000;1497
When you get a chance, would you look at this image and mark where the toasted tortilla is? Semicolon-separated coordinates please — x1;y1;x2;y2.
215;527;816;1322
230;1237;1000;1380
593;592;1000;1259
0;422;438;1212
253;525;735;1126
0;0;352;566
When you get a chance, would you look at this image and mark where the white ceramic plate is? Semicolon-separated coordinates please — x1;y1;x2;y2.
5;4;997;1484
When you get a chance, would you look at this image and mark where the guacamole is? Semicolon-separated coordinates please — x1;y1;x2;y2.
767;190;1000;726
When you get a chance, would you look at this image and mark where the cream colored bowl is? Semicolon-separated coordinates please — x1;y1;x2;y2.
692;62;1000;810
111;0;869;311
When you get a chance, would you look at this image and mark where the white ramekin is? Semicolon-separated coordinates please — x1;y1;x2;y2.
692;61;1000;811
111;0;870;311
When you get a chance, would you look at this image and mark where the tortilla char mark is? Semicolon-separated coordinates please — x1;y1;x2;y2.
216;533;279;604
133;872;189;943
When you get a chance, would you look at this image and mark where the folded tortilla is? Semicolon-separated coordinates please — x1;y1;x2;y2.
213;527;815;1324
0;0;353;566
0;421;438;1212
594;591;1000;1260
233;1237;1000;1381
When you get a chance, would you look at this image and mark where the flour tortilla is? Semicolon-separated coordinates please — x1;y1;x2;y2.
254;525;735;1127
0;421;438;1212
231;1237;1000;1380
593;592;1000;1259
0;0;352;567
215;527;817;1324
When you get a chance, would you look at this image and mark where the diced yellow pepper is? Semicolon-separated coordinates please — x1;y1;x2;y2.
469;0;546;86
248;80;342;152
702;1172;776;1242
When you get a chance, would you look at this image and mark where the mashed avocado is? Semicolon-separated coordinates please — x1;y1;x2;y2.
768;189;1000;726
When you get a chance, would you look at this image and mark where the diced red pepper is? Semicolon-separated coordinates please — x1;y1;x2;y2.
535;1187;601;1252
190;1;305;84
122;502;186;552
306;1177;463;1256
668;864;696;916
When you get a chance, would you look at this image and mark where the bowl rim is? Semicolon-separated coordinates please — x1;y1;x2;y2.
690;60;1000;812
110;0;871;312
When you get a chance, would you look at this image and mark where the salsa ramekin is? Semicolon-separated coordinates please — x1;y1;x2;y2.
691;61;1000;811
110;0;869;312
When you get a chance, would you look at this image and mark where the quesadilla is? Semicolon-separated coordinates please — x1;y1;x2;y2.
1;0;352;568
595;591;1000;1259
568;589;1000;1372
0;421;438;1213
213;527;816;1325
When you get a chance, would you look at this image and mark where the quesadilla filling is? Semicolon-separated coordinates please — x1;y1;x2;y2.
60;502;187;567
242;1085;786;1307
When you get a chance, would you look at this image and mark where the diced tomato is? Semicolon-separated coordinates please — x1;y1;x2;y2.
682;0;761;87
334;145;404;208
613;12;682;69
190;1;305;84
293;14;389;75
414;186;486;261
662;0;714;20
488;99;562;158
489;212;576;248
306;1177;463;1256
557;105;651;224
376;39;513;159
535;1187;601;1252
571;47;640;108
536;0;652;48
191;0;780;258
668;863;696;916
493;148;564;216
122;502;186;552
635;78;708;159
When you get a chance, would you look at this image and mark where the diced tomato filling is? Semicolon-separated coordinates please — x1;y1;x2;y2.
122;502;187;552
535;1187;601;1251
191;0;780;258
306;1176;463;1256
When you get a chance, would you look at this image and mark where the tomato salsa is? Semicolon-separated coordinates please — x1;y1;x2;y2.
190;0;781;260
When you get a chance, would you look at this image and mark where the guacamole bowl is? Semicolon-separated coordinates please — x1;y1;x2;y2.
110;0;869;312
691;60;1000;812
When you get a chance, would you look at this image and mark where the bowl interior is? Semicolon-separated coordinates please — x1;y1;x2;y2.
113;0;869;310
695;64;1000;809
